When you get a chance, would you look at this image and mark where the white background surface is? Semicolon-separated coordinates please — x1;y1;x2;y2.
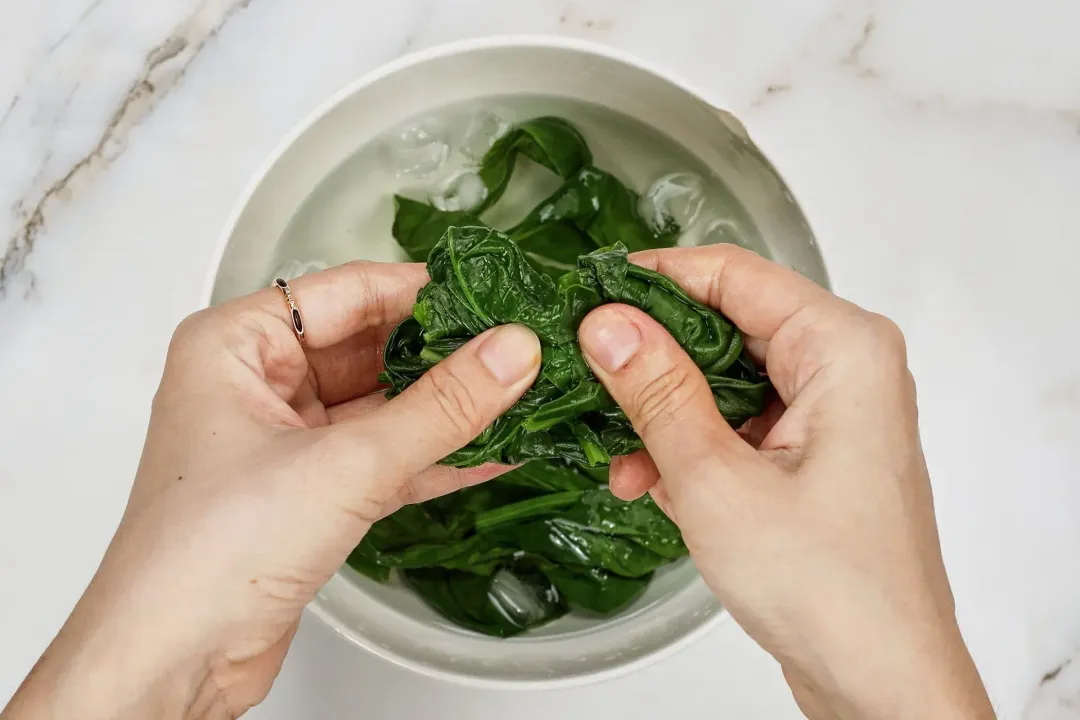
2;1;1080;718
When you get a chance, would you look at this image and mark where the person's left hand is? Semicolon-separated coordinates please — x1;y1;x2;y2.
3;262;541;720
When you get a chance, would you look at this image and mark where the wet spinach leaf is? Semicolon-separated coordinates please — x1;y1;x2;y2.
540;564;650;615
475;116;592;212
405;566;566;638
496;460;599;493
381;227;769;467
345;539;390;582
352;487;683;632
509;519;670;578
391;116;672;274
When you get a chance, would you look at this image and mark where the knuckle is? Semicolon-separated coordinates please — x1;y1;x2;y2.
161;309;226;390
905;369;919;405
834;313;913;395
343;261;391;329
844;313;908;373
169;308;215;350
866;313;907;357
394;474;422;507
424;364;485;439
632;365;696;438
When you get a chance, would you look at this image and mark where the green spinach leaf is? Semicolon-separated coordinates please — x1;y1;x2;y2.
405;566;566;638
391;116;668;275
510;519;670;578
381;228;768;467
496;460;599;493
540;564;651;615
475;116;592;212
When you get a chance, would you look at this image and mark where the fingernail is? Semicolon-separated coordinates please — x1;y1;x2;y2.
580;307;642;372
478;324;541;386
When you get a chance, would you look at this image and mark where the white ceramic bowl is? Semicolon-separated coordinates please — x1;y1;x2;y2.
204;36;827;689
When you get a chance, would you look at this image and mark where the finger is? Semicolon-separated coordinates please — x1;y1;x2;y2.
609;451;659;500
628;244;842;341
231;261;427;350
736;394;786;449
629;244;886;404
327;324;541;504
326;393;512;514
326;392;387;423
743;335;769;366
378;463;513;518
649;481;677;524
289;376;330;428
578;304;756;480
306;324;394;406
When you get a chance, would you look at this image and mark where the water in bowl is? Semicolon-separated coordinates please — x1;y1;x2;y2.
268;94;764;281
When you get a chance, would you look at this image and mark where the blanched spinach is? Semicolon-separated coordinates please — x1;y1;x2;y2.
346;115;765;637
391;116;676;276
346;485;685;634
381;228;770;467
540;564;650;615
405;566;566;638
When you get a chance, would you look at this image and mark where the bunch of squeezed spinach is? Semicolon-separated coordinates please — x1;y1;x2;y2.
346;116;769;637
381;229;770;467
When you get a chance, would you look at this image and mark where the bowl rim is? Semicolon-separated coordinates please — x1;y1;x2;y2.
200;34;763;305
306;589;731;691
201;34;800;689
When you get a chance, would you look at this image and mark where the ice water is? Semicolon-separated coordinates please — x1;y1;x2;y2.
269;95;764;281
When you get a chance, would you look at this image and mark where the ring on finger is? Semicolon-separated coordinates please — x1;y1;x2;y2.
272;277;306;348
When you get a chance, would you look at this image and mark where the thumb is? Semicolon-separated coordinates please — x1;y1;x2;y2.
578;305;753;483
328;323;540;504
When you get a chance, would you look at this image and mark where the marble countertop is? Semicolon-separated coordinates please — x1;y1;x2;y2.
3;1;1080;717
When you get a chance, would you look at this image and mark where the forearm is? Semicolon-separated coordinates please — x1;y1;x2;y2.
2;590;218;720
824;624;996;720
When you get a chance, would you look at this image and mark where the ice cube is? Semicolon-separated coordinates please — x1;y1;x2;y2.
381;118;450;179
458;108;514;161
638;172;706;233
273;258;328;282
430;169;488;212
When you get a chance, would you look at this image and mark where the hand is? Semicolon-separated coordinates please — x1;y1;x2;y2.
577;245;994;720
2;262;540;720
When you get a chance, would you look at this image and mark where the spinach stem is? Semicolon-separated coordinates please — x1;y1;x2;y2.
475;491;584;533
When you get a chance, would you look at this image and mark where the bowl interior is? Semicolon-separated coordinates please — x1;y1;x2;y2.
208;39;827;686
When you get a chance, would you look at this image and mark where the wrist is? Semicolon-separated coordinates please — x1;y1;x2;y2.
2;588;219;720
831;627;995;720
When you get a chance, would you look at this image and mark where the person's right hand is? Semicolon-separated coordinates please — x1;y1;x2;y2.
576;245;994;720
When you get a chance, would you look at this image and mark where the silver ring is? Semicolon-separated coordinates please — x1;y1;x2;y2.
272;277;306;348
